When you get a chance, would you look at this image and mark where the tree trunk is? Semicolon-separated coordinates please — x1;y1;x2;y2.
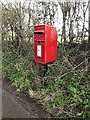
87;1;90;71
69;19;73;43
63;11;66;43
15;26;19;49
11;26;13;45
88;2;90;50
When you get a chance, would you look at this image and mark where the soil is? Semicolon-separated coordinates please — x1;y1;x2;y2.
2;79;53;118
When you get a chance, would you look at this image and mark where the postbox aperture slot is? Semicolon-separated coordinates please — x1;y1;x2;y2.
34;30;44;34
34;32;44;34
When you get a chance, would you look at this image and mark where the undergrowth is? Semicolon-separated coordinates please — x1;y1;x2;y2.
2;43;37;93
2;41;90;118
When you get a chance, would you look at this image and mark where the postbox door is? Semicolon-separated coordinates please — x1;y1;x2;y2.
34;41;45;64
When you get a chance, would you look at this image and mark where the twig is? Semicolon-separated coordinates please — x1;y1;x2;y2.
72;57;90;70
56;57;90;80
50;93;73;117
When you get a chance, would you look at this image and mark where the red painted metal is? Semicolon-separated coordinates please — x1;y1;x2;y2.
34;25;57;64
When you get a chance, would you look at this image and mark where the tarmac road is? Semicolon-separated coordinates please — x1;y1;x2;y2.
0;80;2;119
2;79;53;118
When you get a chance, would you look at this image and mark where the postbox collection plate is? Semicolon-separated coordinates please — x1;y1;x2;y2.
37;45;41;57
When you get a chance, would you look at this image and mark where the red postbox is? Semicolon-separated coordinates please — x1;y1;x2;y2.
34;25;57;64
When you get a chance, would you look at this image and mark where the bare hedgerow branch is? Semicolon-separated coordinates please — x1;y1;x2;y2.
55;57;90;80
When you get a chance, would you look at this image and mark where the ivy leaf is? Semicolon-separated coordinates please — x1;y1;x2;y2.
53;103;55;108
70;87;77;93
88;75;90;79
79;98;83;103
80;85;84;89
17;89;20;92
83;99;89;104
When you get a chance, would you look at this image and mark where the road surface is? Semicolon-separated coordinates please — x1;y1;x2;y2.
2;79;53;118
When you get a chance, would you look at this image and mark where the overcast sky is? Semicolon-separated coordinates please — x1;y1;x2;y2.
0;0;89;35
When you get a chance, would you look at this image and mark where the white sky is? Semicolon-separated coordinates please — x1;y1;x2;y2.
0;0;89;35
0;0;89;3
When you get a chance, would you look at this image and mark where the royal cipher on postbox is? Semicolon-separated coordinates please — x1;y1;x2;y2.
34;25;57;64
